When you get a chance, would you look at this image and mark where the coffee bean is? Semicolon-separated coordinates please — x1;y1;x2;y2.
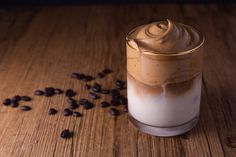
21;96;32;101
120;96;128;105
83;75;94;82
78;98;88;105
63;108;72;116
91;83;101;92
77;74;85;80
3;98;11;106
111;89;120;99
71;73;79;79
67;98;76;104
111;98;120;106
45;87;55;97
100;101;110;108
34;90;44;96
109;108;120;116
116;80;125;86
85;84;91;90
100;89;110;94
12;95;21;102
97;72;104;78
89;92;100;99
72;112;82;117
19;105;31;111
48;108;57;115
60;129;72;139
83;101;94;110
54;88;63;94
102;68;112;74
65;89;76;97
70;102;79;110
11;101;19;108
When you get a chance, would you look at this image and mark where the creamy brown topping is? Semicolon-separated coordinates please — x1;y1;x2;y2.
126;19;204;86
128;19;202;54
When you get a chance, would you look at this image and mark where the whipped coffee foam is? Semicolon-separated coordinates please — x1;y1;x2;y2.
128;19;202;54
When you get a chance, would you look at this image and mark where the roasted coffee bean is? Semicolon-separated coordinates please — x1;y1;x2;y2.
48;108;57;115
100;89;110;94
123;106;128;112
45;91;54;97
85;84;91;90
34;90;44;96
89;92;100;99
91;83;101;92
11;101;19;108
77;73;85;80
78;98;88;105
3;98;11;106
67;98;76;104
60;129;72;139
97;72;104;78
111;89;120;99
19;105;31;111
83;101;94;110
54;88;63;94
21;96;32;101
45;87;55;93
12;95;21;102
71;73;79;79
72;112;82;117
116;80;125;86
63;108;72;116
70;102;79;110
120;96;128;105
100;101;110;108
83;75;94;82
65;89;76;97
110;98;120;106
102;68;112;74
109;108;120;116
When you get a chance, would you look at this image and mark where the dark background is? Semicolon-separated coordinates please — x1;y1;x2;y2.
0;0;234;5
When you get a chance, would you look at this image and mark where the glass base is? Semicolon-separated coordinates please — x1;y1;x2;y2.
129;114;199;137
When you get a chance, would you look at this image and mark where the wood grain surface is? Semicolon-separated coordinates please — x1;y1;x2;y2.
0;4;235;157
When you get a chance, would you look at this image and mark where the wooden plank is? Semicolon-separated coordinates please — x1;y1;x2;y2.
0;4;235;157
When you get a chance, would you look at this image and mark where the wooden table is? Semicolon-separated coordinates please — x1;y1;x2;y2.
0;4;235;157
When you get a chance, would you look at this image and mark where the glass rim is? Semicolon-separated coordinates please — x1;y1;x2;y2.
126;22;205;57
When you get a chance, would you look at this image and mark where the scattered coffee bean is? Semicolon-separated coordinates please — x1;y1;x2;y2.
111;98;120;106
102;68;112;74
45;87;55;97
85;84;91;90
83;75;94;82
83;101;94;110
67;98;76;104
97;72;104;78
34;90;44;96
91;83;101;92
19;105;31;111
120;96;128;105
65;89;76;97
78;98;88;105
100;101;110;108
76;73;85;80
60;129;72;139
109;108;120;116
21;96;32;101
100;89;110;94
63;108;72;116
12;95;21;102
71;73;79;79
123;106;128;112
54;88;63;94
111;89;120;99
89;92;100;99
3;98;11;106
48;108;57;115
11;101;19;108
70;102;79;110
72;112;82;117
116;80;125;89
